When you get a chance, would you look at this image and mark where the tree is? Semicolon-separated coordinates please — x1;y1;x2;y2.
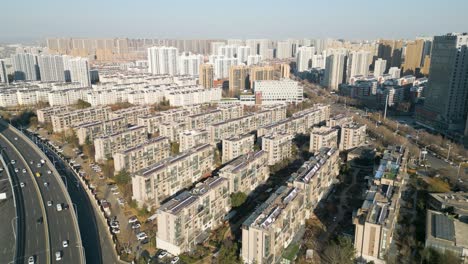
102;159;115;179
217;240;241;264
170;142;180;155
75;99;91;109
230;192;247;207
115;169;131;185
29;116;38;130
322;236;355;264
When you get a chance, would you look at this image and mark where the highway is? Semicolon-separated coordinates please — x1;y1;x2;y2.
0;122;84;264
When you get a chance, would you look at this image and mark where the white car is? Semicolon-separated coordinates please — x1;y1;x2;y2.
20;182;25;188
22;169;26;173
14;137;18;141
40;159;45;164
14;168;19;172
171;257;180;264
56;203;62;211
136;232;147;241
158;251;168;259
55;251;61;261
111;228;120;234
28;256;35;264
47;201;53;207
47;170;52;174
128;216;138;224
0;167;3;172
62;240;68;248
11;160;15;164
131;222;141;229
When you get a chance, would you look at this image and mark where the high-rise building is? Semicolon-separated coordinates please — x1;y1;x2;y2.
388;67;401;78
227;39;244;46
65;57;91;86
237;46;251;64
37;55;66;82
0;59;8;84
250;65;274;87
279;63;290;79
210;55;238;79
323;50;347;90
311;54;326;69
178;53;203;76
403;39;425;75
377;39;404;71
296;46;315;72
246;39;270;58
12;53;39;81
147;46;179;75
210;41;226;55
276;41;291;59
417;33;468;134
199;63;214;88
229;65;249;96
373;58;387;77
347;50;371;81
247;55;262;66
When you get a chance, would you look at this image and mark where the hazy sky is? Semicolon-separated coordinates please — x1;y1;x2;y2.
2;0;467;42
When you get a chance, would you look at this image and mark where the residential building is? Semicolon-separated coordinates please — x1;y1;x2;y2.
296;46;315;72
109;105;152;125
402;39;425;75
388;67;401;78
241;186;306;264
222;133;255;164
65;57;91;86
377;39;404;71
416;33;468;135
323;50;347;90
229;65;249;96
347;50;371;81
261;132;294;165
0;59;8;84
340;122;366;151
247;55;262;66
237;46;251;64
276;41;292;59
210;55;238;79
156;177;230;255
147;46;179;75
36;106;72;123
113;136;170;173
249;65;274;87
131;144;215;208
327;114;352;128
373;58;387;77
94;125;148;161
50;106;111;132
179;53;203;76
310;127;338;152
159;121;187;142
219;150;269;194
199;63;214;88
12;53;38;81
179;130;210;152
253;79;303;104
279;63;290;79
75;117;127;145
37;55;65;82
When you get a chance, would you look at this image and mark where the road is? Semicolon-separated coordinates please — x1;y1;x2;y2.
0;122;84;264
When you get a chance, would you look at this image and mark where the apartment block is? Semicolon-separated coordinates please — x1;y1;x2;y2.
261;132;294;166
340;122;366;151
209;114;256;143
179;130;210;152
109;105;152;125
36;106;72;123
159;121;187;142
113;136;170;173
327;114;353;128
156;177;230;255
94;125;148;161
131;144;215;208
242;186;306;264
187;110;223;130
75;117;127;145
219;150;269;194
291;147;340;207
253;79;304;105
137;114;164;134
310;127;338;152
222;133;255;164
50;106;111;132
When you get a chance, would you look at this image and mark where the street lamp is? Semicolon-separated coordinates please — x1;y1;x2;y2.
457;162;468;183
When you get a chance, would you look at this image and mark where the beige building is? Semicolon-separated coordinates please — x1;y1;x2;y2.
37;106;72;123
291;147;340;207
131;144;215;208
250;65;274;87
209;114;256;143
279;63;291;79
113;136;170;173
327;114;352;128
179;130;210;152
241;186;306;264
402;39;424;74
137;114;164;134
219;150;269;194
94;125;148;161
199;63;214;88
229;65;249;96
222;133;255;164
109;105;152;125
75;117;127;145
156;177;230;255
310;127;338;152
261;132;294;166
340;123;366;151
50;106;111;132
187;110;223;130
159;121;187;142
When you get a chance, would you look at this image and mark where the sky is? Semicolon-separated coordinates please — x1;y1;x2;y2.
2;0;468;43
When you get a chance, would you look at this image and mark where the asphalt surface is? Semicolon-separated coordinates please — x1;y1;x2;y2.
0;123;84;264
0;153;18;264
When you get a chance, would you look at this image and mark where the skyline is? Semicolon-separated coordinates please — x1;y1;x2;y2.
2;0;468;43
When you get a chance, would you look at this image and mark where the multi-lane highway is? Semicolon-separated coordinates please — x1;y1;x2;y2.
0;121;84;264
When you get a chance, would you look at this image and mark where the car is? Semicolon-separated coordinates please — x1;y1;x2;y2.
10;160;15;164
22;169;26;173
128;216;138;224
117;198;125;206
47;201;53;207
37;217;43;224
29;160;34;165
40;159;45;164
47;170;51;174
0;167;3;172
112;191;120;195
28;256;35;264
36;163;41;168
171;257;180;263
36;172;41;177
55;251;61;261
111;228;120;234
44;182;49;187
62;240;68;248
20;182;25;188
110;186;118;191
131;222;141;229
158;251;168;259
14;137;17;141
110;221;119;229
14;168;19;172
56;203;62;211
136;232;148;241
